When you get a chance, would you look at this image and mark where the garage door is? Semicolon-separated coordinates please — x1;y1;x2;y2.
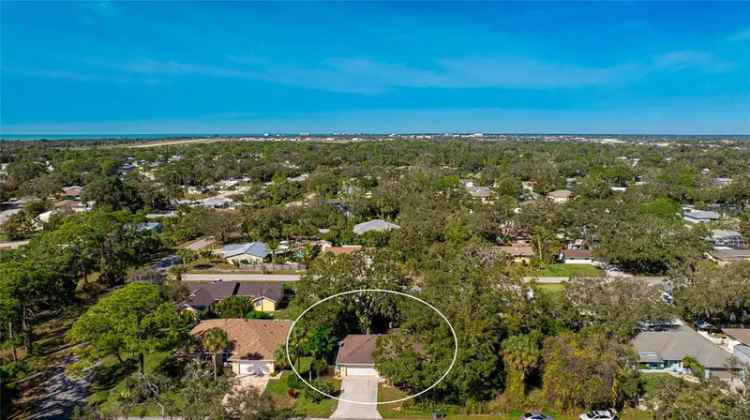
237;361;274;376
346;366;378;376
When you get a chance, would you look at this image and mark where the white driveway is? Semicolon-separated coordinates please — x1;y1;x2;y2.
223;374;271;405
237;374;271;393
330;377;382;419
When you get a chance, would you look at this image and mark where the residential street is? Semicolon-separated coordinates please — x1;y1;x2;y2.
330;377;382;419
16;355;92;420
181;273;301;282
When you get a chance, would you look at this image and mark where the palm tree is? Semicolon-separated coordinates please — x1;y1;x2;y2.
501;334;541;402
202;327;229;379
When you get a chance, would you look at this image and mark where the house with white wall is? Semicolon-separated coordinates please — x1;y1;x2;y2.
335;334;381;377
632;322;735;380
191;319;291;376
221;242;270;264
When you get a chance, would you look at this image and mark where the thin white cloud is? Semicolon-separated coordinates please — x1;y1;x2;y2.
11;48;736;94
109;56;643;94
121;59;250;78
127;51;731;93
654;50;734;72
2;66;135;83
4;104;749;135
728;27;750;41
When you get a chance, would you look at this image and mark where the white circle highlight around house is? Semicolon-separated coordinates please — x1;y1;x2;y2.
285;288;459;405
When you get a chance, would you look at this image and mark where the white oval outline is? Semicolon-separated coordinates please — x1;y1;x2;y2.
285;288;458;405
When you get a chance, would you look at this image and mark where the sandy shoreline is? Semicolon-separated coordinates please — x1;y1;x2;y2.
124;137;241;148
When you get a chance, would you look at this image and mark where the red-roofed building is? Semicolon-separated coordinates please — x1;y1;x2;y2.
559;249;595;265
324;245;363;255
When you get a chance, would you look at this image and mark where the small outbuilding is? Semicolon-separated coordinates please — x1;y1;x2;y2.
683;209;720;224
353;219;400;236
547;189;573;204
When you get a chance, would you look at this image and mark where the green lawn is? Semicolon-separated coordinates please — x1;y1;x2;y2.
535;283;566;295
264;371;340;417
378;385;487;419
532;264;604;278
639;372;674;396
271;307;293;320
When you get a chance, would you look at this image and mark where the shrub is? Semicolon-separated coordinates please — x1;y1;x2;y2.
245;310;273;319
303;379;335;403
287;373;303;389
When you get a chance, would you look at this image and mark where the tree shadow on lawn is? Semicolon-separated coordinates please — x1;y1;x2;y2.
89;358;138;390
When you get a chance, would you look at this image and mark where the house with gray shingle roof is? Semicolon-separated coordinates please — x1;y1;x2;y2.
335;334;381;377
183;280;282;313
632;322;735;379
221;242;270;264
709;230;746;249
683;209;720;224
467;186;492;201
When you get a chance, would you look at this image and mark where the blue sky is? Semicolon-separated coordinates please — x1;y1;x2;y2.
1;1;749;134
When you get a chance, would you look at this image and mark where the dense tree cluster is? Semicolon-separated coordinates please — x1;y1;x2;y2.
2;138;750;418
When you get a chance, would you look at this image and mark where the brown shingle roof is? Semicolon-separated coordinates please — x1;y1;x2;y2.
498;243;535;257
548;189;573;198
335;334;380;365
181;237;217;251
54;200;82;209
723;329;750;346
325;245;363;255
561;249;593;259
191;319;291;361
62;186;82;197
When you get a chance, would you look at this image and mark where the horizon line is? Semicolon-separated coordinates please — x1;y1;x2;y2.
2;132;750;138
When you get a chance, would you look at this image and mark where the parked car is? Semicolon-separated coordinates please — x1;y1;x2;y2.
660;291;674;304
696;320;719;332
521;412;553;420
579;410;617;420
639;320;676;332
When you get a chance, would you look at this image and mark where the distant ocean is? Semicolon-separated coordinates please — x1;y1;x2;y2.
0;133;224;141
1;133;749;142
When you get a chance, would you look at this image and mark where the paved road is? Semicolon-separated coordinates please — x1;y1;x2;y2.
20;355;92;420
522;276;569;284
0;240;30;250
330;377;382;419
182;273;301;282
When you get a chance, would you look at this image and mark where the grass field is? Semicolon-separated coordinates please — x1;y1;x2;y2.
532;264;604;278
639;372;674;396
535;283;566;294
264;371;340;417
377;384;652;420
